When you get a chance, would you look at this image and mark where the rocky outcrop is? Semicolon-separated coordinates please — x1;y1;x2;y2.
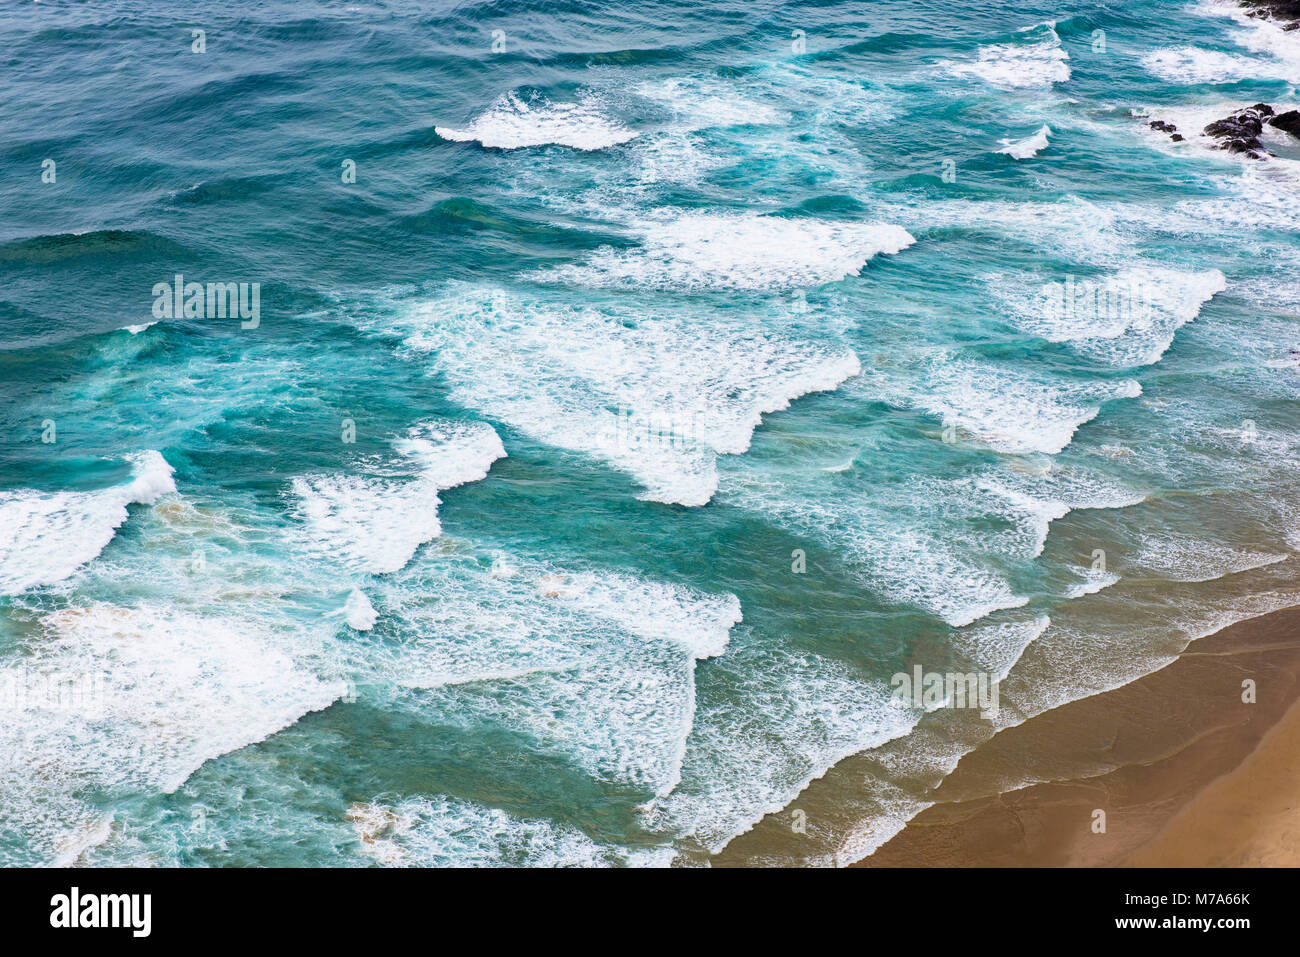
1203;103;1274;158
1198;103;1300;158
1269;109;1300;137
1148;119;1184;142
1144;102;1299;157
1238;1;1300;28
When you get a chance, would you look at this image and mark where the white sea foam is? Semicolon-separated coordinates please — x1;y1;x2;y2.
0;450;176;596
896;355;1142;455
1130;533;1288;582
727;453;1142;628
852;469;1130;619
968;466;1146;573
727;473;1030;627
1065;567;1123;598
366;553;741;798
998;124;1052;159
995;589;1300;735
1141;46;1289;84
632;67;893;131
631;75;788;130
631;132;724;187
890;195;1133;265
0;603;344;864
376;563;739;689
1004;266;1226;367
1144;0;1300;84
388;287;860;506
435;91;637;150
943;22;1070;89
292;421;504;574
835;789;939;866
948;616;1052;683
644;645;920;853
834;587;1300;867
343;588;378;630
502;66;887;221
868;531;1030;627
349;796;673;867
534;211;914;291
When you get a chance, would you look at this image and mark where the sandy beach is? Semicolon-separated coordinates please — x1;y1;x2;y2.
856;604;1300;867
1123;677;1300;867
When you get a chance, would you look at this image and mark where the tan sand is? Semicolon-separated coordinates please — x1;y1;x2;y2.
860;605;1300;867
1122;689;1300;867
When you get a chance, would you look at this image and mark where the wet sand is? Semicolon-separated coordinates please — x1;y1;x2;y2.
1123;677;1300;867
859;604;1300;867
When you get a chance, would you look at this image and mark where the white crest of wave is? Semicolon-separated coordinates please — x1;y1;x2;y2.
1130;533;1288;583
1142;46;1281;84
997;124;1052;159
364;553;742;799
726;452;1141;628
943;22;1070;89
292;420;504;574
644;646;921;854
994;589;1300;738
343;588;378;630
1004;266;1226;367
534;210;915;291
0;602;344;864
435;91;638;150
896;354;1142;455
389;287;860;506
947;616;1051;684
890;195;1131;265
0;450;176;596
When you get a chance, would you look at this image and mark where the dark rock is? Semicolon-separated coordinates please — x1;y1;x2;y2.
1203;104;1276;157
1204;111;1264;140
1239;0;1300;21
1170;133;1184;141
1240;1;1300;27
1239;0;1300;26
1268;109;1300;138
1149;119;1178;133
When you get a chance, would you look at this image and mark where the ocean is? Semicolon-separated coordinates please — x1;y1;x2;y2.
1;0;1298;866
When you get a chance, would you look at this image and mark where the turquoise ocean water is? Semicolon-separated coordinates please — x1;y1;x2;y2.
1;0;1298;866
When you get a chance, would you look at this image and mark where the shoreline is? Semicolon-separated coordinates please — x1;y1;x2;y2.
857;603;1300;867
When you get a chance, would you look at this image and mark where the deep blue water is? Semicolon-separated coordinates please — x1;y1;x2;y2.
1;0;1298;865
